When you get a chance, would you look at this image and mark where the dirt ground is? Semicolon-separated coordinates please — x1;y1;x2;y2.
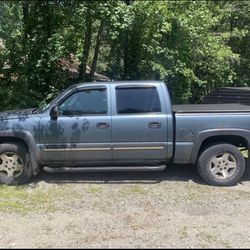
1;164;250;248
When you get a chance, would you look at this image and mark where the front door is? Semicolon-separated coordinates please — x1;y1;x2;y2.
111;84;168;163
39;85;111;164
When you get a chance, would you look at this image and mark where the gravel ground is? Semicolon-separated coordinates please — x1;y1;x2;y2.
1;164;250;248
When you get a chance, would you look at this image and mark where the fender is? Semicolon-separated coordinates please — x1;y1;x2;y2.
190;128;250;164
0;130;41;174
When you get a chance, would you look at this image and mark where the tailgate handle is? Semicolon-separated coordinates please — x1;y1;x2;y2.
149;122;161;129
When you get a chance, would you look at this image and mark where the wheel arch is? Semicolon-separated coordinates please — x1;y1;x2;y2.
191;129;250;164
0;131;41;175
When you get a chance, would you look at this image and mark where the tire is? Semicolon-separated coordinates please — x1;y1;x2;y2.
0;143;33;185
197;143;245;186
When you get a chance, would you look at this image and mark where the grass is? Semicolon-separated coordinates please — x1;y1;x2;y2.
87;186;103;194
0;186;54;213
0;184;81;214
121;185;148;195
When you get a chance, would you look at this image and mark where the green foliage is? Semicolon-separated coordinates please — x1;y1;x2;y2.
0;0;249;109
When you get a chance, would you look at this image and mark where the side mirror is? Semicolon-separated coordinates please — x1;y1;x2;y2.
50;105;59;120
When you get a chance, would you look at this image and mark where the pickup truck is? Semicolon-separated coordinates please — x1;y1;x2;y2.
0;80;249;186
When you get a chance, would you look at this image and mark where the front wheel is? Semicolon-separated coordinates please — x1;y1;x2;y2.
0;143;33;185
197;144;246;186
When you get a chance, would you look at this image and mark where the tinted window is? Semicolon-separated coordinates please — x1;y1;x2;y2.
116;87;161;114
59;88;107;115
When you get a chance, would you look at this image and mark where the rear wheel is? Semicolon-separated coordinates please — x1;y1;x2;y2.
197;144;245;186
0;143;33;185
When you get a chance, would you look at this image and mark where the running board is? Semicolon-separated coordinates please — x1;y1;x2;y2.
43;165;166;173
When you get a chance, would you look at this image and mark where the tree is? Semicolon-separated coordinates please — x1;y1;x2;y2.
0;0;249;110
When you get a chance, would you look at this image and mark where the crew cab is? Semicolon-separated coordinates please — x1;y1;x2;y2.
0;81;249;186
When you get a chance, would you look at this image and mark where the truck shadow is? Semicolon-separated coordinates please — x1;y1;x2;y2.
31;163;250;186
31;164;198;185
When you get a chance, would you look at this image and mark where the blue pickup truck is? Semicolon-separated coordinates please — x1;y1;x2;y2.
0;80;249;186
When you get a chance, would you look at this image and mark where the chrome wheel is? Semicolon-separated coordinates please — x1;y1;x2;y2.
0;152;24;178
209;152;237;180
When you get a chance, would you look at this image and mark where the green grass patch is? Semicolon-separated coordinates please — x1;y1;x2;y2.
87;186;103;194
121;185;148;195
0;184;81;214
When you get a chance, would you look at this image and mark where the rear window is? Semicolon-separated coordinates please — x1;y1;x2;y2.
116;87;161;114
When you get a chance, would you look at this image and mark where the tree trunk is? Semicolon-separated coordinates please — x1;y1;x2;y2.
90;21;104;81
123;0;131;79
78;7;93;82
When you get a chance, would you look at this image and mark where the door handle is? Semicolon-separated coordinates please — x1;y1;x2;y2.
149;122;161;129
97;123;109;129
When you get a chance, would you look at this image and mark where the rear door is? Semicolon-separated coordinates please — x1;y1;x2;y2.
111;83;168;163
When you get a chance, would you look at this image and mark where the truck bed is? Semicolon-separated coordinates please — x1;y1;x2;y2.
173;103;250;113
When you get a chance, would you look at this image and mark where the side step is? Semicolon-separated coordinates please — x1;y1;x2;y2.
43;165;166;173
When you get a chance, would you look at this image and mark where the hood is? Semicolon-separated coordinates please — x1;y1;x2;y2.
0;108;37;120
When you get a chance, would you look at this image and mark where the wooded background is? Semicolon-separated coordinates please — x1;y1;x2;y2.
0;0;249;110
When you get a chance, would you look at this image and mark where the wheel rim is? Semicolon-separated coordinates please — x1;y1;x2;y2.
209;152;237;180
0;152;24;178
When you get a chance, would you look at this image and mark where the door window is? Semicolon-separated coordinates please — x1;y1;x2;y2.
116;87;161;114
59;88;107;116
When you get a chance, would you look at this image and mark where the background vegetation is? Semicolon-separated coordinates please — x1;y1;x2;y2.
0;0;249;110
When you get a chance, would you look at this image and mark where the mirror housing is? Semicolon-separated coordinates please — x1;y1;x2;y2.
50;105;59;120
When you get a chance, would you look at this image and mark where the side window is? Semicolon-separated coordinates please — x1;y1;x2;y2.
116;87;161;114
59;88;107;116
